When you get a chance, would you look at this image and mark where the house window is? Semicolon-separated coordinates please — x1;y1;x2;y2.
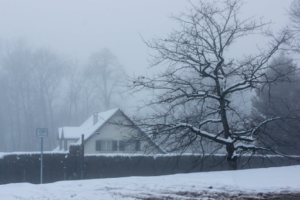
121;140;141;152
124;142;135;151
136;141;141;151
96;140;118;151
119;140;125;151
102;140;112;151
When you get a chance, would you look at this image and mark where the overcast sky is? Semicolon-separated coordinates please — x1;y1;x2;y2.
0;0;293;72
0;0;294;114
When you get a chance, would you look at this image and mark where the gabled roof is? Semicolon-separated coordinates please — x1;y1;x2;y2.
57;108;166;154
75;108;120;144
58;108;119;140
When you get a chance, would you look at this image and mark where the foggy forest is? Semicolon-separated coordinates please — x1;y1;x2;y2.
0;44;125;151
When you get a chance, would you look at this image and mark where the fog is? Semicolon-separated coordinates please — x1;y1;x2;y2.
0;0;294;151
0;0;292;73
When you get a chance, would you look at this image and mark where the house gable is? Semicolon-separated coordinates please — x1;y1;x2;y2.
83;111;139;153
83;110;165;154
56;108;165;154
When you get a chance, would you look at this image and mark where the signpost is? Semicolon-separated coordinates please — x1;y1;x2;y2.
36;128;48;184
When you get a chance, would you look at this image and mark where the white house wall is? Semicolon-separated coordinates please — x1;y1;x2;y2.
84;112;155;154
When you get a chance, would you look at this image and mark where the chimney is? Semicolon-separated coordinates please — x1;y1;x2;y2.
93;112;98;125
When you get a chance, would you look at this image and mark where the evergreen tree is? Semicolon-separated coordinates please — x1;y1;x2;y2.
252;54;300;155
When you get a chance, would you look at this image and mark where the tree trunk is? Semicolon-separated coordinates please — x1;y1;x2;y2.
226;144;238;170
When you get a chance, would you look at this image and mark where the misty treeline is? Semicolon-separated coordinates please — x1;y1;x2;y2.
0;40;125;151
252;54;300;155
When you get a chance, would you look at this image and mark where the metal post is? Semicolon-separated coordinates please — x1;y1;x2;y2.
40;137;43;184
36;128;47;184
81;170;84;180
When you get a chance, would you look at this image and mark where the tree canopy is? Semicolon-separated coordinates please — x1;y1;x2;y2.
129;0;293;170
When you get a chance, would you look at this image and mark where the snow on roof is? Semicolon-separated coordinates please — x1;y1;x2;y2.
58;108;120;141
81;108;119;129
58;127;85;139
75;108;120;144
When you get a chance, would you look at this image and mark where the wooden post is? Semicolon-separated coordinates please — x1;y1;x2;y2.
81;134;84;179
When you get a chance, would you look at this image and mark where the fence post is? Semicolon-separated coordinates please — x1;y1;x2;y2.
81;134;85;179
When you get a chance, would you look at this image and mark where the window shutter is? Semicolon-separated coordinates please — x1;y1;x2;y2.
113;140;118;151
96;140;101;151
135;140;141;151
119;140;125;151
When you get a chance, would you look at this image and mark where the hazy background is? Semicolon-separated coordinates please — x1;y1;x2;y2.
0;0;293;74
0;0;294;151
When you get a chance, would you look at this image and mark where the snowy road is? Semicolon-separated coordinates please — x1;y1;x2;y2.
0;165;299;200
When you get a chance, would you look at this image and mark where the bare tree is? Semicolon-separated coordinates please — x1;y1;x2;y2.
31;48;64;149
288;0;300;51
0;40;33;151
86;48;124;110
81;69;99;118
0;41;65;151
289;0;300;31
62;61;87;125
129;0;293;170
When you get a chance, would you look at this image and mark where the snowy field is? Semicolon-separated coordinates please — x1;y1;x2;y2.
0;166;299;200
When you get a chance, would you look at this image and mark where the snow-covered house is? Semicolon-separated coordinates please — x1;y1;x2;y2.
57;108;164;154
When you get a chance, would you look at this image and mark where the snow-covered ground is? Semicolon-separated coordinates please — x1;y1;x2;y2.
0;165;299;200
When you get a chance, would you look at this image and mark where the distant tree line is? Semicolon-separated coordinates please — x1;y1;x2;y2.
252;54;300;155
0;40;125;151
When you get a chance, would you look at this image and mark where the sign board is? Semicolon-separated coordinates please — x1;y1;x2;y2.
36;128;48;138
